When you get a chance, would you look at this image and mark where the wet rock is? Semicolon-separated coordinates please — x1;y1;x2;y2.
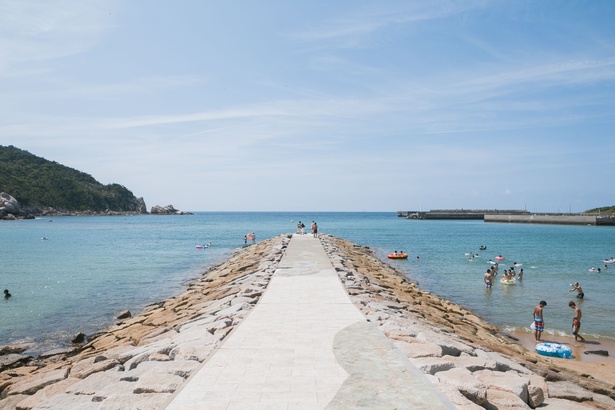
116;310;132;320
583;349;609;356
0;354;30;370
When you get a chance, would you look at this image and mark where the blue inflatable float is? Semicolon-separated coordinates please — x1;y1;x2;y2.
535;343;572;358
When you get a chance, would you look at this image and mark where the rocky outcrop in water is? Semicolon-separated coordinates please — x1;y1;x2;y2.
150;205;192;215
0;192;26;220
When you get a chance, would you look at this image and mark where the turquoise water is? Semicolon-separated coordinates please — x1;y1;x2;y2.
1;212;614;355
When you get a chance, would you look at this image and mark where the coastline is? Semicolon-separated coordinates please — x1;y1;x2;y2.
1;233;614;409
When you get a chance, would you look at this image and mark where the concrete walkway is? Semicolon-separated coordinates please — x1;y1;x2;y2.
165;234;454;409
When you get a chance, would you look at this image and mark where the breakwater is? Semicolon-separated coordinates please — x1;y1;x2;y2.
397;210;615;225
398;209;529;220
2;233;615;409
485;214;615;226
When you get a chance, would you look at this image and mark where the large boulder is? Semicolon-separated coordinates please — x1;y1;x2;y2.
0;192;22;218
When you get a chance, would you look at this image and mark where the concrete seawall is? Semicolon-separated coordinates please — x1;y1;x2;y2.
484;214;613;225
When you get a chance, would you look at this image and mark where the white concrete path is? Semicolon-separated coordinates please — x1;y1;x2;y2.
165;234;454;409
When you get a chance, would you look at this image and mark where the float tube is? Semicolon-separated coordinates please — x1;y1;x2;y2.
500;278;516;285
536;343;572;358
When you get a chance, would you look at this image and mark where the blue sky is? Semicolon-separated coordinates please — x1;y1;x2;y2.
1;1;614;212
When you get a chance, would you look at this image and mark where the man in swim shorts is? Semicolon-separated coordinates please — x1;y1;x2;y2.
569;301;586;342
569;282;584;298
484;269;493;288
533;300;547;342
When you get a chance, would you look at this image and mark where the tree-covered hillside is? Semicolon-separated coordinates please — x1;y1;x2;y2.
0;145;146;214
585;206;615;214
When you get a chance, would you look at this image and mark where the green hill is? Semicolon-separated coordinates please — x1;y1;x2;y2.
585;206;615;214
0;145;146;215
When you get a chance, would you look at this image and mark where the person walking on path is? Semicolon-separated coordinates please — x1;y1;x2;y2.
533;300;547;342
569;301;586;342
569;282;584;299
312;221;318;238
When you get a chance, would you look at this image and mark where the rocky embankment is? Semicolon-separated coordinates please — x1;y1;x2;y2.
320;234;615;409
0;235;290;409
1;234;615;409
0;192;147;220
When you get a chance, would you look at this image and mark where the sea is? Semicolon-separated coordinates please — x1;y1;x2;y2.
1;212;614;356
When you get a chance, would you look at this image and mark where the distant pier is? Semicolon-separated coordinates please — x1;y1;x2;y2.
397;209;529;220
397;210;615;226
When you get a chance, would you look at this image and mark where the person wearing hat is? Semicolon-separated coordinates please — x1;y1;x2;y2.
533;300;547;342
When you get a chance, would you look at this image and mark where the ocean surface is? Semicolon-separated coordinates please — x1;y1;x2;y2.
1;212;614;355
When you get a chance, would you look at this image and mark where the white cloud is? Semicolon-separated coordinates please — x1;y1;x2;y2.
0;0;114;76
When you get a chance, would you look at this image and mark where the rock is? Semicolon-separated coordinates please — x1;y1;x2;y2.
132;369;184;394
474;369;529;404
393;340;443;358
20;392;99;409
150;205;192;215
435;367;488;405
71;332;87;344
0;353;30;369
539;397;595;409
474;349;532;375
70;357;120;379
6;368;69;396
0;192;22;217
486;387;531;409
38;346;79;359
409;357;456;375
116;310;132;320
65;371;121;395
96;392;172;410
0;344;31;356
0;394;30;410
446;354;497;372
546;380;594;402
583;349;609;356
528;384;545;408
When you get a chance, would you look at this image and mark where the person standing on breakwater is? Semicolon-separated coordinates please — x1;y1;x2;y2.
312;221;318;238
569;282;584;299
533;300;547;342
569;301;586;342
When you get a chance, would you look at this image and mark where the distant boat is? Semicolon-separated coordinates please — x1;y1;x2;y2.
388;252;408;259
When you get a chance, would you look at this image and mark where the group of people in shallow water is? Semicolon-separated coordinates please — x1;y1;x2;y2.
481;259;588;344
3;289;10;300
483;263;524;288
533;297;586;343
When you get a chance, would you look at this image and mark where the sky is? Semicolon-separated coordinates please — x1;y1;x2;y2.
1;0;614;212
